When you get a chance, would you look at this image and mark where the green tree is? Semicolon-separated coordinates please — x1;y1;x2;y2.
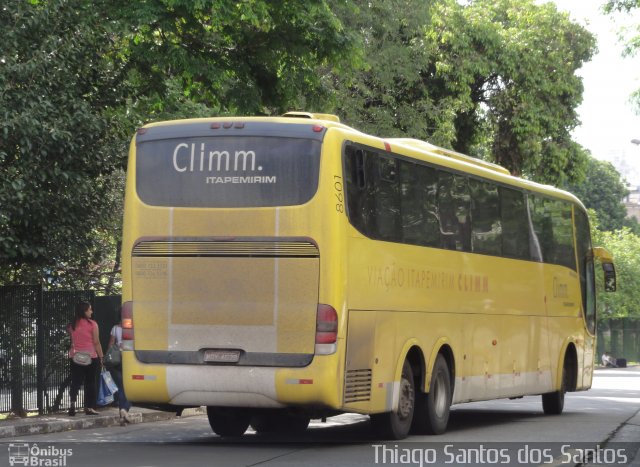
567;156;629;231
622;215;640;236
0;0;128;289
329;0;596;187
0;0;359;290
327;0;440;140
592;224;640;321
112;0;358;117
433;0;596;184
604;0;640;110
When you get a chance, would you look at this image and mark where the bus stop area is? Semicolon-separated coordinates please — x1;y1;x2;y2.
0;406;205;439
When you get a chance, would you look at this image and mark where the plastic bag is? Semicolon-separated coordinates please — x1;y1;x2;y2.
97;369;118;406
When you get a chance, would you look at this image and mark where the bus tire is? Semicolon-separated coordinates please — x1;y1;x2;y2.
542;364;566;415
207;407;251;437
251;410;310;434
370;360;415;440
413;354;451;435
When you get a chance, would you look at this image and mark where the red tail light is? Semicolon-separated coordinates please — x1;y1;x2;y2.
121;301;134;349
315;304;337;354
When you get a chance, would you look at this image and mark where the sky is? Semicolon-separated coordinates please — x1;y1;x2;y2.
549;0;640;185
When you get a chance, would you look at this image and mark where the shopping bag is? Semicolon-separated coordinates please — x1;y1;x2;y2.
97;369;118;406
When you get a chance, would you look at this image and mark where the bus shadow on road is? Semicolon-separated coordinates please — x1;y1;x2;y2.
446;407;543;433
192;407;547;445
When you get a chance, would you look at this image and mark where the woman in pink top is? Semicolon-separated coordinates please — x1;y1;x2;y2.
67;301;104;416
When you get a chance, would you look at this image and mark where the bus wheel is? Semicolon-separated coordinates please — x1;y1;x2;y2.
207;407;251;437
370;360;415;440
542;364;566;415
251;410;310;434
413;354;451;435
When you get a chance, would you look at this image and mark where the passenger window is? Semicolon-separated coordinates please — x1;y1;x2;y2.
500;187;530;260
400;162;440;247
528;195;575;269
375;156;401;241
438;172;470;251
470;179;501;255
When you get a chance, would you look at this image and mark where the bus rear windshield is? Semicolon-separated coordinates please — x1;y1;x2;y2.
136;136;321;207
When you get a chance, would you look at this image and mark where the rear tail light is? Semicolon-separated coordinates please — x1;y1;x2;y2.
121;301;134;351
315;304;337;355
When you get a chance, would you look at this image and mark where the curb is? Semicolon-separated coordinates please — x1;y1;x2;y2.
584;409;640;467
0;407;205;439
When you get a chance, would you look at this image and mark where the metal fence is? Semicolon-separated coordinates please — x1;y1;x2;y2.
0;285;120;415
597;318;640;364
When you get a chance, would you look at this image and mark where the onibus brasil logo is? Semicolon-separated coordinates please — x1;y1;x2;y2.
8;443;72;466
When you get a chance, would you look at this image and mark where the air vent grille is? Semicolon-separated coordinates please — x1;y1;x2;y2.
132;240;319;258
344;369;372;403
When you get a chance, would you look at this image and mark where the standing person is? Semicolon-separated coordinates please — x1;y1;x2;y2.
108;320;132;424
67;301;103;416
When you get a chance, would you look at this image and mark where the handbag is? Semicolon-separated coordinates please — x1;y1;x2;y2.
71;344;92;366
97;369;118;406
104;344;122;367
72;352;92;366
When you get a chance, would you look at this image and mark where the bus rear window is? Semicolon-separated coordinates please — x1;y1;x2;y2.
136;136;321;207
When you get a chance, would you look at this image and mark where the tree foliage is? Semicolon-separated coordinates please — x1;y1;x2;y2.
112;0;358;117
604;0;640;111
0;0;128;289
592;222;640;320
327;0;439;140
432;0;595;184
567;156;629;231
329;0;596;186
0;0;610;292
0;0;358;290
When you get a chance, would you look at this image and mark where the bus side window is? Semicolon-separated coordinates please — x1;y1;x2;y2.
354;149;366;189
549;200;575;270
528;196;576;270
470;178;501;255
375;155;401;241
400;161;440;247
438;172;470;252
500;187;530;260
345;145;375;236
528;195;548;262
574;208;596;333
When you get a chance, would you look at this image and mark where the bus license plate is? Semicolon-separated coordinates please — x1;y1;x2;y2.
203;349;241;363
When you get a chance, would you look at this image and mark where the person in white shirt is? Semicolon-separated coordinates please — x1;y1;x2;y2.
108;321;132;424
601;351;618;368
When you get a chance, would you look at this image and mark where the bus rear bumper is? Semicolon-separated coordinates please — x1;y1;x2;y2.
122;351;343;410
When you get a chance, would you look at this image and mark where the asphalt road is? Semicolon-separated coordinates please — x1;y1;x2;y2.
2;367;639;467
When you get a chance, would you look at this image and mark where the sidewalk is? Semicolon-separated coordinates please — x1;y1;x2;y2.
0;406;205;439
586;365;640;467
585;409;640;467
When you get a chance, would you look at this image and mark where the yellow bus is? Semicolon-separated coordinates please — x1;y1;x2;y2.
120;112;616;439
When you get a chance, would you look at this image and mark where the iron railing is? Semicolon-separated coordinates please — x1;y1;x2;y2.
0;285;120;415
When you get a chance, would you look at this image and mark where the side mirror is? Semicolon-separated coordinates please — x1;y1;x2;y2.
602;262;617;292
592;247;617;293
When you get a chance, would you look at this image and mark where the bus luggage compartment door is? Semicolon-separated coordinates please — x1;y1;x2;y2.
131;240;320;362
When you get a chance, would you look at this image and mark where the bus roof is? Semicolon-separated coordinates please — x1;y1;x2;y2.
138;113;586;210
